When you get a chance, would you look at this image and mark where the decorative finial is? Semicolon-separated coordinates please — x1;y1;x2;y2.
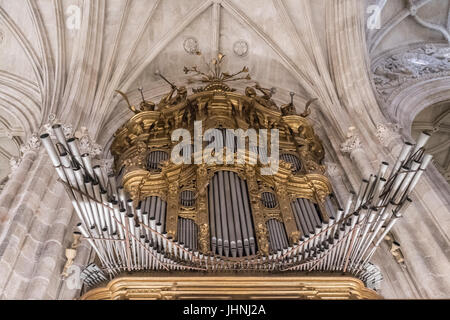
155;70;177;90
183;52;251;91
138;87;146;103
116;88;155;114
281;92;297;116
290;92;295;104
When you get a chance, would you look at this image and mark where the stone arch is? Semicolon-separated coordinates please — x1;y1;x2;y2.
385;77;450;139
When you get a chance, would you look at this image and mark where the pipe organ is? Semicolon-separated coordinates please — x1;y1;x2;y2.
41;55;433;298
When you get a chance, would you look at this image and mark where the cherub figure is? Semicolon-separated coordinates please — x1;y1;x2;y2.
116;89;155;114
158;86;188;109
128;118;145;137
300;98;318;118
281;92;318;117
245;86;257;98
254;83;278;110
172;86;188;105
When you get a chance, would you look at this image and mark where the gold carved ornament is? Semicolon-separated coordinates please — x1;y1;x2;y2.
112;53;334;257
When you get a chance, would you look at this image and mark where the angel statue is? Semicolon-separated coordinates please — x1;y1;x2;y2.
254;83;278;110
116;88;156;114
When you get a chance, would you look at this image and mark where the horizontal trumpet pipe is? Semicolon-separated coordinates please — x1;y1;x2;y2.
411;131;431;156
390;142;413;179
403;154;433;199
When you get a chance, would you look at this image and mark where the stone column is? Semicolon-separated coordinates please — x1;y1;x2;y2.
340;129;374;179
0;134;41;235
0;124;93;300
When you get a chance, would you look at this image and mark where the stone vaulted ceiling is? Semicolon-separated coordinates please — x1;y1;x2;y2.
0;0;389;178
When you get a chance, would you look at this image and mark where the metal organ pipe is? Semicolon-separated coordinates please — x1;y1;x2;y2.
404;154;433;198
213;174;223;256
81;153;95;181
218;171;230;257
208;171;255;257
84;181;101;230
177;218;198;251
41;133;67;183
147;151;169;171
355;179;369;209
234;178;250;256
240;178;255;255
268;221;277;254
180;190;195;207
224;171;237;257
52;124;69;151
77;223;108;270
102;192;115;234
325;197;335;220
59;154;90;227
93;182;107;231
108;174;118;201
296;199;314;234
280;153;302;173
393;161;420;203
292;200;310;236
268;220;280;253
390;143;413;181
229;172;243;257
307;200;322;227
67;138;83;168
118;187;127;208
412;132;431;156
